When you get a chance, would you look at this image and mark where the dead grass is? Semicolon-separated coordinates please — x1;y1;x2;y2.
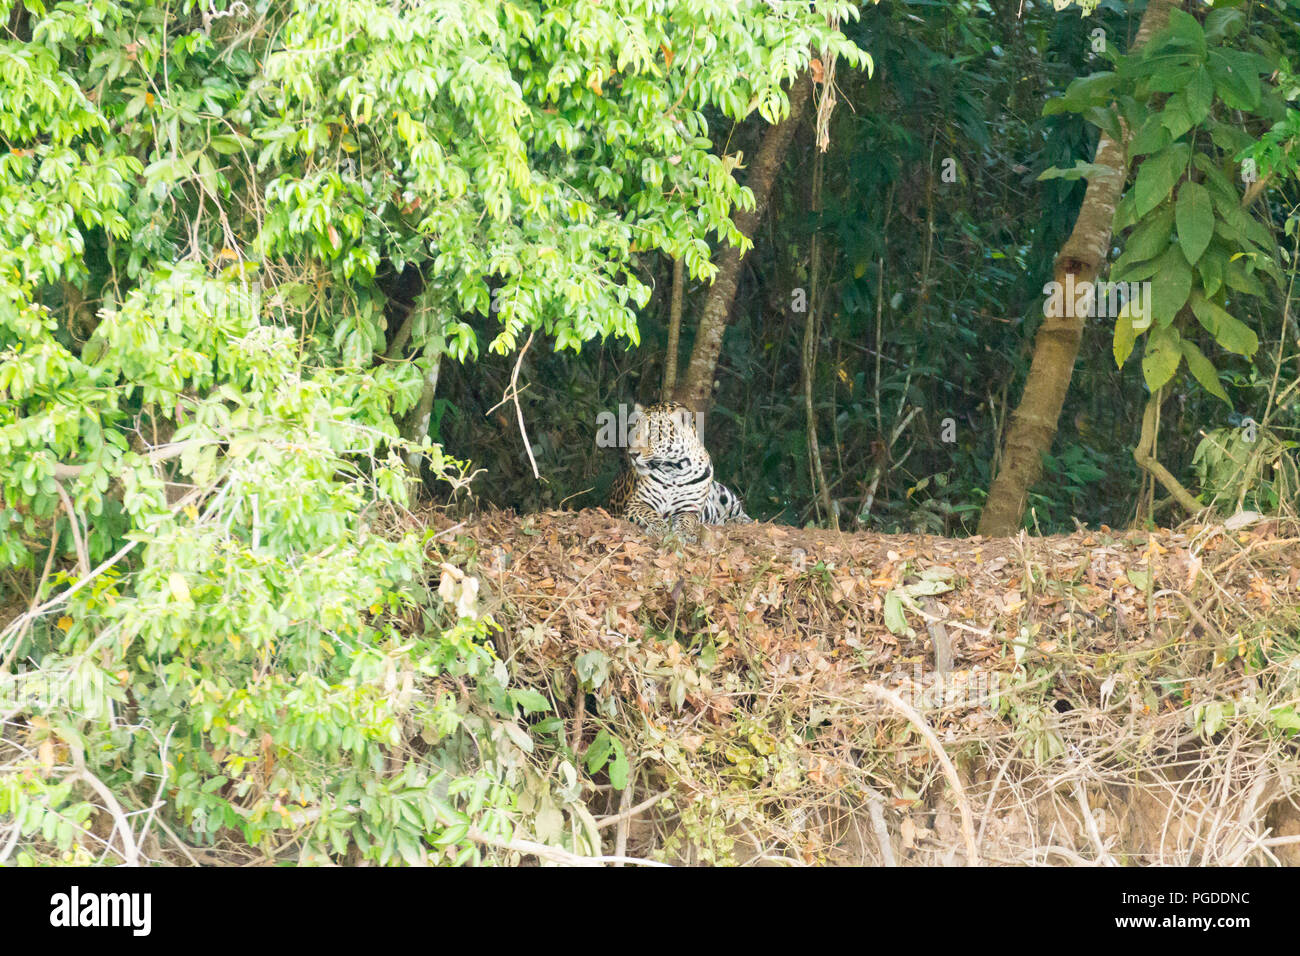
432;507;1300;865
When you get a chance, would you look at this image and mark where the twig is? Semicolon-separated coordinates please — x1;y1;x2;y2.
0;820;20;864
466;826;668;867
68;741;139;867
135;725;175;859
613;772;635;867
861;682;981;865
1073;779;1117;866
486;330;540;480
864;787;896;866
151;816;202;866
596;790;665;830
569;683;586;755
54;481;90;579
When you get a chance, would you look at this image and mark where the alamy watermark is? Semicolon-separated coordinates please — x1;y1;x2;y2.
883;660;1005;714
1043;276;1152;328
595;403;706;449
49;886;151;936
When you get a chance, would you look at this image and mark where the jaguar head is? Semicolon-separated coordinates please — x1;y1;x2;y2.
628;402;700;471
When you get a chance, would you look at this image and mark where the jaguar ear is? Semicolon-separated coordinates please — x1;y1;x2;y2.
632;402;645;416
675;406;697;432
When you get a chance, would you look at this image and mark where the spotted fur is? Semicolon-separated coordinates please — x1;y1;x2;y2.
608;401;751;541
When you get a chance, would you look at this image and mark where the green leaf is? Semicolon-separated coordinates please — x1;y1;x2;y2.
1270;706;1300;733
883;590;908;635
1223;257;1265;297
1110;253;1162;285
1146;64;1201;95
1198;244;1226;298
1192;153;1241;204
1128;115;1171;159
1158;8;1207;57
1184;69;1214;125
1190;293;1259;356
1045;71;1117;116
1113;308;1138;369
1207;49;1261;111
1113;192;1138;233
1037;161;1117;183
1175;181;1214;265
1159;95;1194;141
1134;144;1190;217
1179;339;1228;402
585;729;613;773
1122;205;1175;262
431;823;469;847
1204;8;1245;42
1150;244;1193;326
1082;105;1123;142
1141;325;1183;392
510;688;552;715
607;738;629;790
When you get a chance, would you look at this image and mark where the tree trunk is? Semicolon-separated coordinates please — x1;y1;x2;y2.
402;347;442;473
673;71;815;415
977;0;1180;536
804;148;838;530
661;256;684;398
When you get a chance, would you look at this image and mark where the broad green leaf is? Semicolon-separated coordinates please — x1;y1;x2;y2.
1190;293;1259;356
1184;69;1214;124
1113;192;1138;233
883;590;908;635
1037;161;1117;182
510;688;551;715
607;738;629;790
1159;95;1194;140
1175;181;1213;265
1198;245;1226;297
1271;706;1300;733
1044;71;1116;116
1207;49;1261;110
1179;339;1228;402
1223;258;1265;297
1122;205;1175;262
1110;254;1162;285
1082;105;1123;142
1150;244;1193;326
1141;325;1183;392
1192;153;1241;204
1113;308;1138;368
585;729;613;772
1128;115;1171;158
1134;144;1190;217
1158;8;1208;57
1204;8;1245;42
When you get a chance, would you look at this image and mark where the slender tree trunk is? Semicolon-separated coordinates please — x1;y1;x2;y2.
403;342;443;472
977;0;1180;536
673;71;815;415
803;148;838;530
661;256;684;398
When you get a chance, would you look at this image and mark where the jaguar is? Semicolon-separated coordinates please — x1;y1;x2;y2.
608;401;751;541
